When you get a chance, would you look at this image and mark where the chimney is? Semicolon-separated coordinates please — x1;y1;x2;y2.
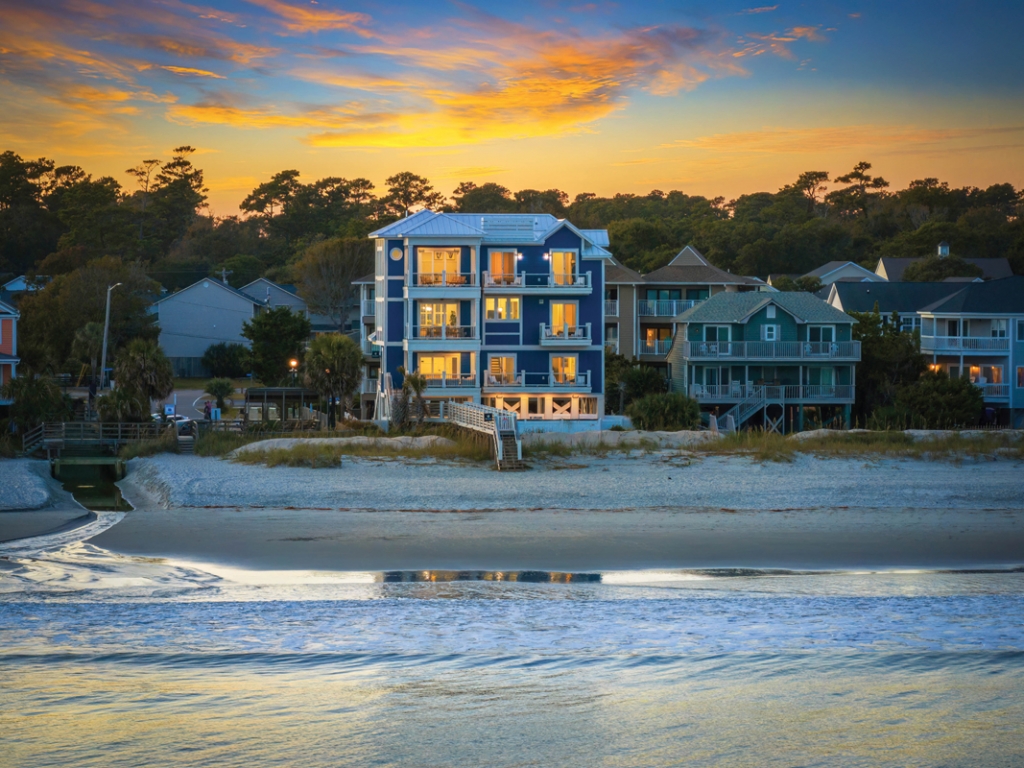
938;241;950;258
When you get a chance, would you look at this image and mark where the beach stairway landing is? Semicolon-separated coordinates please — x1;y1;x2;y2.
720;387;768;433
441;401;525;471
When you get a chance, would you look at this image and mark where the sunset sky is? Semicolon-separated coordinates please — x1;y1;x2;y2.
2;0;1022;215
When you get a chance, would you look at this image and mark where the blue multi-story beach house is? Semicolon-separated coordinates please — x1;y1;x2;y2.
365;210;613;424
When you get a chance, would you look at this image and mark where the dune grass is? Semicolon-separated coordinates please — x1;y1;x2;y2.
523;437;662;459
703;429;1024;463
229;426;493;467
119;426;179;459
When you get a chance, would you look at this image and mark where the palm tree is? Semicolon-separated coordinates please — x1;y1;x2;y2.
402;369;428;426
97;386;148;423
112;339;174;419
303;333;363;427
72;322;104;386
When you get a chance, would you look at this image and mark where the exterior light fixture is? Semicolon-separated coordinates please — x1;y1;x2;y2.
542;253;550;261
289;359;299;369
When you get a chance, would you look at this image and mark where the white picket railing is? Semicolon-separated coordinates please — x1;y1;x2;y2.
604;300;619;316
920;336;1010;352
361;299;376;316
539;322;591;345
639;338;672;355
679;340;861;360
638;299;699;317
483;272;591;289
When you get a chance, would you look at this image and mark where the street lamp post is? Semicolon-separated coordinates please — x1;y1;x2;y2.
289;358;299;385
100;282;123;390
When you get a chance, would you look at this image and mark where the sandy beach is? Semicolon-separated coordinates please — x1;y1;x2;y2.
69;453;1024;572
0;461;92;543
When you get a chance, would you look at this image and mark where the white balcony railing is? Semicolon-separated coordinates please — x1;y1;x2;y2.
362;299;376;316
409;272;476;287
638;299;700;317
482;370;592;391
976;383;1010;398
421;372;478;389
604;300;619;316
408;324;478;340
639;338;673;355
690;383;855;401
360;338;381;357
679;340;861;360
920;336;1010;352
483;271;591;290
361;378;379;394
540;322;592;345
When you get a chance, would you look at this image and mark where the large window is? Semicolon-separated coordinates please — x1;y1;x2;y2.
551;251;577;285
418;354;459;378
992;319;1008;338
418;302;459;336
417;248;461;284
808;325;835;343
704;325;730;342
551;355;577;383
485;297;520;320
550;302;578;333
489;251;517;284
646;288;681;301
969;365;1003;384
900;315;921;333
645;327;671;344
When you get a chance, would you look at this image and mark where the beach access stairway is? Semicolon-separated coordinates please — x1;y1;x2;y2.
441;401;525;471
719;387;769;433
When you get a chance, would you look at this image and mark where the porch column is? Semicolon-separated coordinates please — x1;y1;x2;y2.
797;405;804;433
843;404;851;430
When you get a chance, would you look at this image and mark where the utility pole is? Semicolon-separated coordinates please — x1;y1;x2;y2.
221;268;233;285
100;282;122;390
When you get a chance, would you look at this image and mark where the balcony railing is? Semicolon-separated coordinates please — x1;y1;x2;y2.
408;324;478;341
360;338;381;357
604;300;619;316
920;336;1010;352
690;383;855;401
638;299;700;317
409;271;476;287
361;378;379;394
362;299;376;316
482;370;592;391
976;383;1010;398
483;271;591;290
539;322;591;346
421;372;478;388
679;340;861;360
639;338;673;355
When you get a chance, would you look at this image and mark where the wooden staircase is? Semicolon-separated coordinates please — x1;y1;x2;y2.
177;435;195;454
498;430;526;471
442;401;525;471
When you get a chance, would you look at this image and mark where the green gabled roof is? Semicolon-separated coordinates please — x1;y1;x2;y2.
674;291;854;324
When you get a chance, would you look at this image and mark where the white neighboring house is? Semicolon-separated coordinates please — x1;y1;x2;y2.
802;261;886;286
1;275;50;294
151;277;262;378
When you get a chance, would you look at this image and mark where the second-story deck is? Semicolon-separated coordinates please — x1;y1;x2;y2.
483;271;592;295
638;299;701;317
920;336;1010;353
689;383;856;403
678;340;861;361
539;322;592;347
483;371;592;392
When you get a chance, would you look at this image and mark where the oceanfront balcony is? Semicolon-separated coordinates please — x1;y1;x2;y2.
679;340;861;361
483;271;592;295
405;324;480;350
422;372;479;389
920;336;1010;353
976;383;1010;400
408;271;476;287
362;299;376;318
539;322;592;347
639;338;672;355
638;299;700;317
689;383;855;403
483;370;592;392
361;337;381;357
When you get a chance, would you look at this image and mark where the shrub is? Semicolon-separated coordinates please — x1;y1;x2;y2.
201;342;251;378
626;393;700;431
890;371;984;428
204;378;235;410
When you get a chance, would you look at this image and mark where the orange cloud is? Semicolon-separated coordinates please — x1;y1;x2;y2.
160;64;225;78
244;0;374;36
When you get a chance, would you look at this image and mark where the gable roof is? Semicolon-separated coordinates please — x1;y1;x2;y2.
675;290;854;324
875;256;1013;281
644;258;748;286
605;257;643;284
353;272;376;285
667;245;710;267
827;282;964;314
152;276;263;307
0;298;19;316
918;275;1024;314
804;260;881;281
239;277;305;302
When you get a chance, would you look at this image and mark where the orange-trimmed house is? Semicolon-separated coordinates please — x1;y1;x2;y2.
0;298;19;403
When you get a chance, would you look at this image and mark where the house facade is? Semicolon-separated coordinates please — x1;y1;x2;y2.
152;277;262;378
917;276;1024;426
0;298;19;402
666;292;861;432
826;281;964;335
355;273;380;418
366;211;612;422
239;277;344;334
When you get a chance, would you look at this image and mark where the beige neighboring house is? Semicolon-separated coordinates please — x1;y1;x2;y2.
604;245;761;371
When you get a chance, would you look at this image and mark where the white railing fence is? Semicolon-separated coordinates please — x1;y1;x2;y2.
679;340;860;360
540;322;592;342
409;324;478;340
638;299;699;317
639;338;672;355
409;271;476;286
604;300;619;316
920;336;1010;351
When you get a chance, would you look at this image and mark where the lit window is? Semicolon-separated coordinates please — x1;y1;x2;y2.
486;297;520;320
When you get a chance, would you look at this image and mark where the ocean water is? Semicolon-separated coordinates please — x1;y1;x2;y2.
2;549;1023;767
